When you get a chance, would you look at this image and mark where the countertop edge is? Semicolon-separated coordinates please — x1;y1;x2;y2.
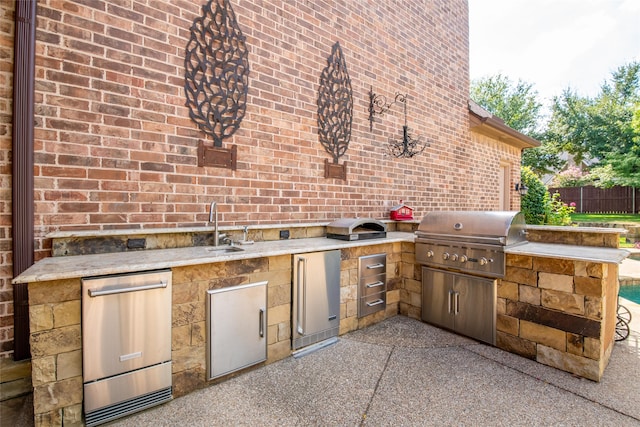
505;242;630;264
526;224;629;234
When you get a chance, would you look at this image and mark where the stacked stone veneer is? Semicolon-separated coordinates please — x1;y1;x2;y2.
497;227;620;381
27;240;405;426
497;254;618;381
29;278;83;426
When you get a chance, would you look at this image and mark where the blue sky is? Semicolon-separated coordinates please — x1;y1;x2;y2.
469;0;640;105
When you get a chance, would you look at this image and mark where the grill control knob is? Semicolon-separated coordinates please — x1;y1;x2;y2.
451;254;459;261
479;257;488;266
443;252;450;260
426;250;434;258
460;255;468;263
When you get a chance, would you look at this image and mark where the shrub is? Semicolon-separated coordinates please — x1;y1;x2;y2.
544;192;575;226
551;166;587;187
520;166;547;224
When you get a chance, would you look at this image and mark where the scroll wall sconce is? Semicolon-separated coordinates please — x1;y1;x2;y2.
368;87;428;158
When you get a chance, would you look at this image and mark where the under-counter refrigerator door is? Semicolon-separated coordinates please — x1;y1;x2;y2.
292;250;341;350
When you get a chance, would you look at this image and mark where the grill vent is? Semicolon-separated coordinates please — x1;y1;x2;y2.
85;387;172;426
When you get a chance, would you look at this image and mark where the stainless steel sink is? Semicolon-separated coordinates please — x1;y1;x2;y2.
204;246;245;254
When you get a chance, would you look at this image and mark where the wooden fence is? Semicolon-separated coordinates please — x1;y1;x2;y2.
548;186;639;214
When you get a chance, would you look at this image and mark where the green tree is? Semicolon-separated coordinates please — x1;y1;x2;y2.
546;62;640;186
470;74;542;136
470;74;562;175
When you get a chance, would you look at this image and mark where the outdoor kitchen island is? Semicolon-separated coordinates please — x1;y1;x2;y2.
13;222;629;426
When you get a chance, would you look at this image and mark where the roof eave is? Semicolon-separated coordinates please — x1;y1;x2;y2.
468;100;541;149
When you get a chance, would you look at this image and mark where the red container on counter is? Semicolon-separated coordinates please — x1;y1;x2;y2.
390;200;413;220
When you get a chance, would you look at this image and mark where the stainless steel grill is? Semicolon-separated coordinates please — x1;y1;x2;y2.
416;211;527;345
415;211;527;278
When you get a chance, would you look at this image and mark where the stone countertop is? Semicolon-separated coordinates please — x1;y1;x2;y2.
13;232;415;284
14;231;632;284
505;242;630;264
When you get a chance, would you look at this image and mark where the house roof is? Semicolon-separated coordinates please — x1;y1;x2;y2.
468;100;541;149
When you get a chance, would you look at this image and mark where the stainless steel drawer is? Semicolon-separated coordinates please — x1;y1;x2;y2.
359;292;387;317
360;273;386;297
82;270;172;382
358;254;386;277
358;253;387;318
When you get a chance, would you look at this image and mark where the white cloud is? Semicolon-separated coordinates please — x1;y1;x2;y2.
469;0;640;104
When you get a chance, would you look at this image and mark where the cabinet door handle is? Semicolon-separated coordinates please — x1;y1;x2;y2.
448;290;453;314
296;257;307;335
454;292;460;315
366;299;384;307
366;281;385;288
366;263;385;269
259;308;265;338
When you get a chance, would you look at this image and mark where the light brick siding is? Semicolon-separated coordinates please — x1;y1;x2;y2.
0;1;525;356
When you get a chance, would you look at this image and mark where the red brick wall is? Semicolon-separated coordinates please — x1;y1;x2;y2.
0;1;525;357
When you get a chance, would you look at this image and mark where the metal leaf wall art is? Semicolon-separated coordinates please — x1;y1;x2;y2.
317;42;353;179
185;0;249;169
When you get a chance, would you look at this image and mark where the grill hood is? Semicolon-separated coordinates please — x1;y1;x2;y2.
416;211;527;246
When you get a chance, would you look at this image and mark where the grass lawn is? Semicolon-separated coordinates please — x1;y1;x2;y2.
571;213;640;224
569;213;639;249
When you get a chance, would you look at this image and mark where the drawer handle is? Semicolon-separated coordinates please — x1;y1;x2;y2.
366;281;385;288
88;281;167;297
366;263;385;269
366;299;384;307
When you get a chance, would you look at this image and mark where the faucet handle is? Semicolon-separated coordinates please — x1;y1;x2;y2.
240;226;254;245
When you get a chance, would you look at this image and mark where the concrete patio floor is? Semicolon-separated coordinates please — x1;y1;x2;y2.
106;312;640;427
109;253;640;426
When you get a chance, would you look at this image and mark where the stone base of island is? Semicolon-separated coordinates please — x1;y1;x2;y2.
14;221;628;426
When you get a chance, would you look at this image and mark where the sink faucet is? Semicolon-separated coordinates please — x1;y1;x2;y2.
209;201;219;246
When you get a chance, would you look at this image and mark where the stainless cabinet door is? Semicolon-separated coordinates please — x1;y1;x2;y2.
207;281;267;379
421;267;455;330
454;274;496;345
